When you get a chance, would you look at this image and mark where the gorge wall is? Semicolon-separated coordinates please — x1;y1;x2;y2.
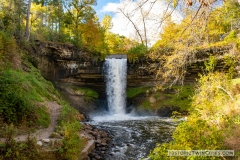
30;41;239;115
32;41;157;90
32;41;238;89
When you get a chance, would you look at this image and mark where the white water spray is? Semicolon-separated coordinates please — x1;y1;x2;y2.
104;57;127;115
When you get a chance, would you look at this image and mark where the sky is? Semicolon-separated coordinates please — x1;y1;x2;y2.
93;0;119;20
93;0;183;46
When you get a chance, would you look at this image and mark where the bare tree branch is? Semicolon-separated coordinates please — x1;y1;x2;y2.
118;7;145;45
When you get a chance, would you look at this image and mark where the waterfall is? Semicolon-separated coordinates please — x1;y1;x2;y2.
104;57;127;115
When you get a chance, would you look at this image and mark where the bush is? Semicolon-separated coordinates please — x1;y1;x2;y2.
57;102;84;160
0;31;17;65
0;124;42;160
149;69;240;159
59;121;83;160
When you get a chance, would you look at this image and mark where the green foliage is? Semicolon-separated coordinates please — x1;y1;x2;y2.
224;30;237;43
150;69;240;159
150;118;224;160
127;44;147;63
0;31;17;64
57;101;84;160
224;55;235;79
127;86;149;98
128;44;147;55
0;124;42;160
204;55;217;72
58;101;81;124
60;121;82;160
192;72;232;120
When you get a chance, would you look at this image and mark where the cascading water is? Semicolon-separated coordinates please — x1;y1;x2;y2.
104;57;127;115
88;55;177;160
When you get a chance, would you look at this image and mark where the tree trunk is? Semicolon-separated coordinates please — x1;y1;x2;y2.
26;0;32;41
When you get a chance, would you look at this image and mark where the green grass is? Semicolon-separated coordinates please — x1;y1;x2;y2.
73;87;98;98
139;85;194;112
127;86;149;98
0;64;59;127
163;85;194;111
36;106;50;128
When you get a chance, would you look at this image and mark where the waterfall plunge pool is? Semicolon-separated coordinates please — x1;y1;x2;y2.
86;56;178;159
88;116;177;160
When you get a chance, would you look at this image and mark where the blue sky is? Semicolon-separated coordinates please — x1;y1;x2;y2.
93;0;119;20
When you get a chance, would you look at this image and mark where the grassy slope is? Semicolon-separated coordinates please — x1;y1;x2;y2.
0;55;85;159
127;85;194;112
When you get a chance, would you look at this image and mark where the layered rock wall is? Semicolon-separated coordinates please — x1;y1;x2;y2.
33;41;237;88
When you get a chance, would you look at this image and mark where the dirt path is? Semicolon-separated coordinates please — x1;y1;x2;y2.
14;101;62;141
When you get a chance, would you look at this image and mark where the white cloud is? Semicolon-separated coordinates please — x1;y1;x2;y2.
100;0;183;46
101;2;120;12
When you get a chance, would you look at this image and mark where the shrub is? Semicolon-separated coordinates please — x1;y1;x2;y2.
0;124;42;160
150;65;240;159
57;102;84;160
59;121;83;160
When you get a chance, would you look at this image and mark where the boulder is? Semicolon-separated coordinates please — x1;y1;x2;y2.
42;139;51;143
157;105;180;117
149;97;156;104
37;141;43;146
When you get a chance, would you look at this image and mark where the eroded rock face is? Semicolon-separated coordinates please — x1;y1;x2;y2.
33;41;236;88
32;41;158;87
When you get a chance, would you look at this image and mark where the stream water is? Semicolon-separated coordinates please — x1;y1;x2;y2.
89;116;177;159
88;56;177;159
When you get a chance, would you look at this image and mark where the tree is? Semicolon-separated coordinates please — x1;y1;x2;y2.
118;0;181;49
149;0;240;88
25;0;32;41
101;15;113;31
62;0;97;46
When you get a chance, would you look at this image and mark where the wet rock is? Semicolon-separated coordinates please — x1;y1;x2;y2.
149;96;156;103
101;142;107;146
101;133;108;138
88;152;96;158
50;132;62;138
37;141;43;146
101;147;107;151
42;139;50;143
95;139;101;144
157;105;180;117
95;155;101;159
83;125;111;160
81;140;95;160
114;149;120;152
